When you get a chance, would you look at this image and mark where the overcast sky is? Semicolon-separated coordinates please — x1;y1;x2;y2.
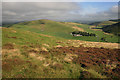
2;2;119;23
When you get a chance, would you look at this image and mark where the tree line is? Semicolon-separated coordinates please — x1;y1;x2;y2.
71;31;96;37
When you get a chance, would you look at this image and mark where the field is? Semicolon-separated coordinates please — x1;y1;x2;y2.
2;19;120;78
8;19;119;43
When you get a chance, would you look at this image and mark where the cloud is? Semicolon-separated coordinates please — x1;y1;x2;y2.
2;2;82;22
2;2;119;23
4;11;17;15
111;5;118;13
3;0;119;2
75;5;118;22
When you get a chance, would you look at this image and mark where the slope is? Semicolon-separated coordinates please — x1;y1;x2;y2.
9;19;75;39
2;27;120;78
5;19;119;43
102;22;120;36
89;21;117;28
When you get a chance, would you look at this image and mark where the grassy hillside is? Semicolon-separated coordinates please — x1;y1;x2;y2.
89;21;117;28
5;19;119;43
2;27;65;48
2;27;120;78
77;24;119;43
109;19;120;22
8;20;78;40
102;22;120;36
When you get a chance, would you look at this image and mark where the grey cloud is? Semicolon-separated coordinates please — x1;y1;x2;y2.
2;2;119;23
75;5;118;22
3;2;82;23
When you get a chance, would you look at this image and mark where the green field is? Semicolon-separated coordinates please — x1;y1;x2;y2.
6;19;119;43
77;24;119;43
90;21;117;28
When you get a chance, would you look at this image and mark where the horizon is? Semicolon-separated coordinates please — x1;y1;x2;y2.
2;18;119;25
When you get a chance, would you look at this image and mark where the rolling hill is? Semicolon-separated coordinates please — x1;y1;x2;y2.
2;19;120;78
89;21;117;28
3;19;119;43
109;19;120;22
9;19;75;39
2;27;120;78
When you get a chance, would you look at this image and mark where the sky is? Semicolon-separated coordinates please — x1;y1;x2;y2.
2;0;120;2
2;2;119;23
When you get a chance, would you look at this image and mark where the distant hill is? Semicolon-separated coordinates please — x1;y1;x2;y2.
89;22;101;26
102;22;120;36
109;19;120;22
4;19;119;43
88;19;120;36
89;21;117;28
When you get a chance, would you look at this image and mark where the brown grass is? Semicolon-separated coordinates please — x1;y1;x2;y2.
3;43;14;49
72;26;84;32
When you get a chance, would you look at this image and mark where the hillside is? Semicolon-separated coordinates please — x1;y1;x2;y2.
1;19;120;78
4;19;119;43
2;1;120;78
109;19;120;22
9;19;75;39
102;22;120;36
89;21;117;28
2;27;120;78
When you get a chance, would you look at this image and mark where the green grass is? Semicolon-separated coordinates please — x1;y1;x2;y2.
7;19;119;43
91;21;117;28
102;22;120;36
98;21;117;27
2;28;81;78
2;27;67;49
10;20;76;40
2;28;75;78
2;25;119;78
77;24;119;43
